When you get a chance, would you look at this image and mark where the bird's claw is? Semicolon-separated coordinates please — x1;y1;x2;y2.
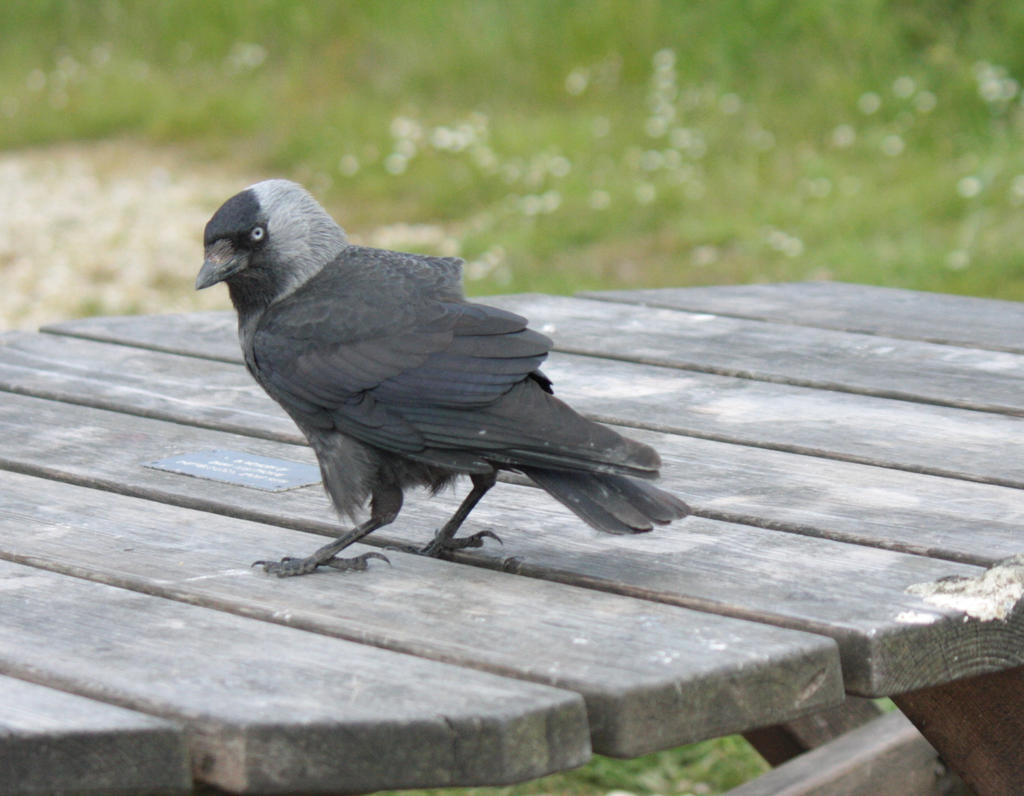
455;529;503;549
383;542;420;554
323;551;390;571
420;529;503;559
252;550;390;577
383;529;503;558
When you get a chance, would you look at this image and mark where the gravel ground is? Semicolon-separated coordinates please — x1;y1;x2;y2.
0;140;473;331
0;140;257;330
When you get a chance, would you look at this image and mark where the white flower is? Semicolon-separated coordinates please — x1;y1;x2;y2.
957;176;982;198
947;250;970;270
892;76;916;98
565;68;589;96
548;155;571;178
225;42;266;72
831;124;856;148
337;155;359;176
1009;175;1024;205
881;134;905;157
384;153;408;175
652;48;676;71
645;116;669;138
691;245;719;267
858;92;882;114
634;182;656;204
914;91;937;113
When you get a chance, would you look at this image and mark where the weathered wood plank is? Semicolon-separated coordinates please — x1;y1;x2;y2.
40;298;1024;414
652;429;1024;566
534;354;1024;489
2;349;1021;569
583;281;1024;354
0;329;301;443
0;559;590;793
893;665;1024;796
489;294;1024;415
6;330;1023;489
0;469;844;755
2;394;1021;696
725;710;954;796
42;311;240;363
0;674;191;795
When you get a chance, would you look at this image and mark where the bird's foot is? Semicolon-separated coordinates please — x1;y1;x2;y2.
252;550;390;577
420;529;503;559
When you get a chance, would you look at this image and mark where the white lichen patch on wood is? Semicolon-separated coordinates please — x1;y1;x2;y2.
905;554;1024;622
894;610;942;625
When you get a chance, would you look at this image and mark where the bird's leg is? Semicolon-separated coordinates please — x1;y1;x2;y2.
253;488;400;577
252;519;388;577
420;472;501;558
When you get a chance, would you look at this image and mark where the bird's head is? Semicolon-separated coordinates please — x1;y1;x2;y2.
196;179;347;303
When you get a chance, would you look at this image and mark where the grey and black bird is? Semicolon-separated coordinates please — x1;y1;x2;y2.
197;179;688;576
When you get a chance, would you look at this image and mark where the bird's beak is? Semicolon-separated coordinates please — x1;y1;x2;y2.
196;239;248;289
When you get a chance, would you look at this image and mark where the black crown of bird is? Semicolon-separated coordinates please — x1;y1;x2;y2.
198;179;689;576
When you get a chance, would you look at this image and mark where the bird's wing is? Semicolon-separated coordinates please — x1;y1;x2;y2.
249;248;652;476
252;292;551;455
371;302;553;406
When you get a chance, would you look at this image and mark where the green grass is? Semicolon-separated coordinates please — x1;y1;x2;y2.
378;736;768;796
3;0;1024;304
3;2;1021;791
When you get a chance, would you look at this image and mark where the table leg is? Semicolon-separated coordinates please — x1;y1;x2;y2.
743;696;882;765
893;665;1024;796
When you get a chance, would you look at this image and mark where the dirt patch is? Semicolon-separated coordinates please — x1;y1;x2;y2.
0;140;259;330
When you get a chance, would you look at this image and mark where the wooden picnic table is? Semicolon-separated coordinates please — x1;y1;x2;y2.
0;281;1021;795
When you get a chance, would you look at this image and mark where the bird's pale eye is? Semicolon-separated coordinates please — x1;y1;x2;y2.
250;225;266;243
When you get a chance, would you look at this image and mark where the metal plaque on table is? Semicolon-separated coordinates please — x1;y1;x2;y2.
146;449;321;492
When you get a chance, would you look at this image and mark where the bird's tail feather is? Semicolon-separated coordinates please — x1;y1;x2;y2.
520;466;689;535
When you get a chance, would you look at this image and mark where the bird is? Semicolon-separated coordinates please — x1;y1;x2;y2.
196;179;689;576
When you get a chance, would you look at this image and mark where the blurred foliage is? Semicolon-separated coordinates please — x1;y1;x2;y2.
378;736;767;796
2;0;1024;300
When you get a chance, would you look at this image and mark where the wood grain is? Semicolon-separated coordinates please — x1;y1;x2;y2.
42;311;240;363
742;697;882;765
1;393;1021;696
725;710;952;796
0;329;302;443
487;294;1024;415
6;330;1024;488
584;281;1024;354
40;297;1024;414
0;674;190;795
14;285;1020;791
894;664;1024;796
0;468;843;755
534;352;1024;489
2;344;1021;568
0;560;591;793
